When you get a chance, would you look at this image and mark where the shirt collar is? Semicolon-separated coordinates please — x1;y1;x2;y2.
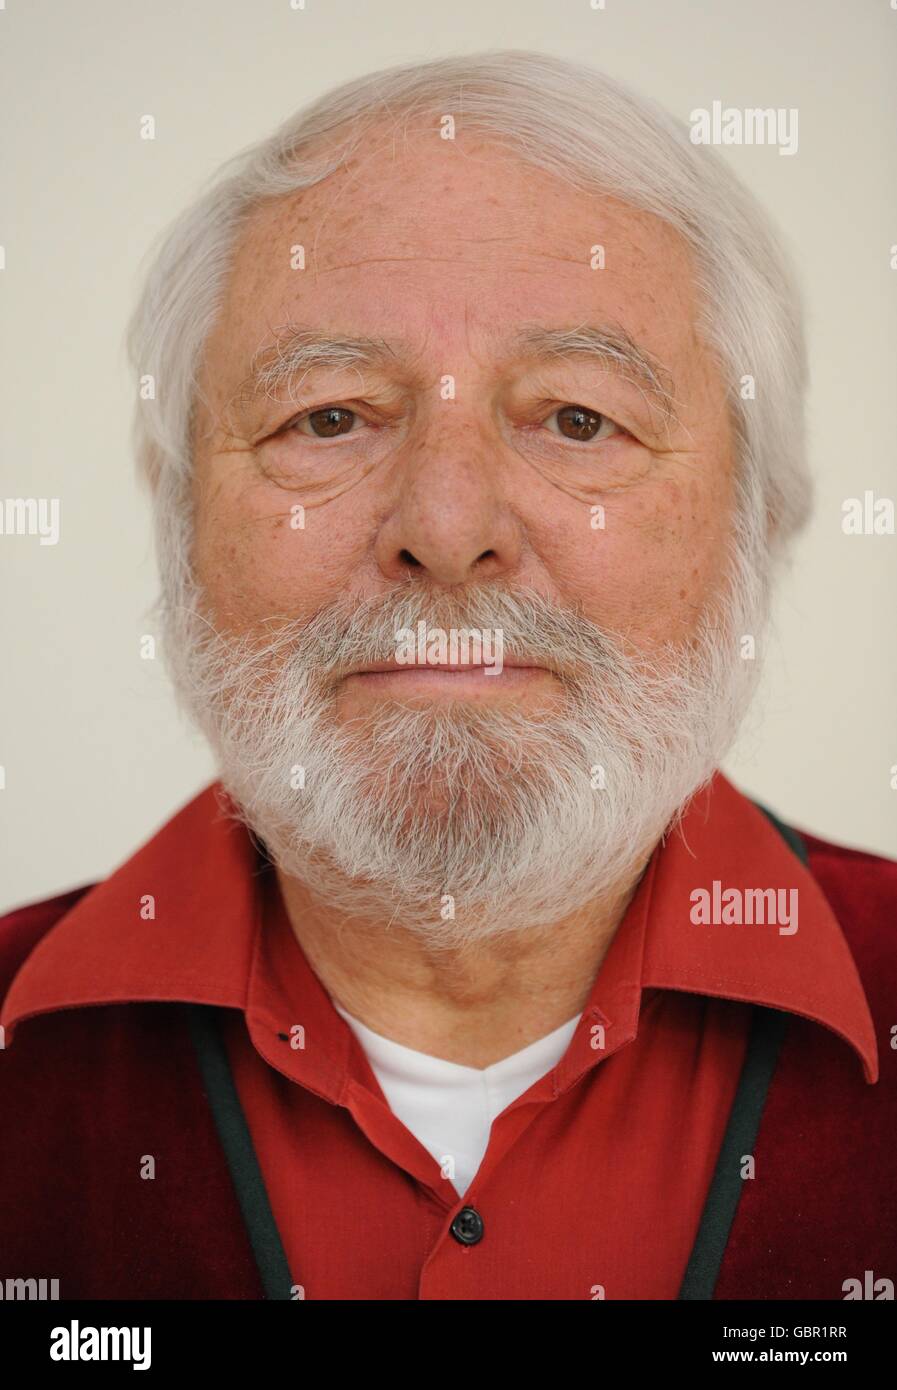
0;773;877;1086
1;786;260;1033
642;775;877;1083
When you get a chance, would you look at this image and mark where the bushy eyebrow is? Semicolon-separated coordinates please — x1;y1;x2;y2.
510;323;679;425
233;326;400;416
233;320;679;426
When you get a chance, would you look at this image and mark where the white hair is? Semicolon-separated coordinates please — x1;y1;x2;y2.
125;48;812;575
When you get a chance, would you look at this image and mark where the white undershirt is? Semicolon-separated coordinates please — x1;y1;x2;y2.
332;1001;581;1197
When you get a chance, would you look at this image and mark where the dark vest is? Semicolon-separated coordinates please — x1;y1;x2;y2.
0;808;894;1300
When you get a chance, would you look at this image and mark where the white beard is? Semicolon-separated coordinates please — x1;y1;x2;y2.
159;509;768;951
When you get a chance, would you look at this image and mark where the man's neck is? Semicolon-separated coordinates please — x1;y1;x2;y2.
275;861;651;1069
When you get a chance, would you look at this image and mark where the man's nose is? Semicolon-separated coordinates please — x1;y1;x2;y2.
373;419;524;587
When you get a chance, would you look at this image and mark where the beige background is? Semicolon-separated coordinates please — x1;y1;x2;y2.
1;0;895;912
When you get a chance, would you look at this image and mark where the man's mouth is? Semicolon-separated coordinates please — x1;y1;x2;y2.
350;658;541;674
341;658;555;696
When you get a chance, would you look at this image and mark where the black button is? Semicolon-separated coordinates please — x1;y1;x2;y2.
450;1206;484;1246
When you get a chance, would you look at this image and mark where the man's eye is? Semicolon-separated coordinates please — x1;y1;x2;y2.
292;406;359;438
546;405;620;442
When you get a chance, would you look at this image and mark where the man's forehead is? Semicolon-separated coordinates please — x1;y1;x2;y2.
232;134;693;285
201;139;701;418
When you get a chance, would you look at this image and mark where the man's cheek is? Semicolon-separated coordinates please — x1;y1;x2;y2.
572;522;712;642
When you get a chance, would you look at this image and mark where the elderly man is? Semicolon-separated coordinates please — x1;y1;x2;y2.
1;50;894;1303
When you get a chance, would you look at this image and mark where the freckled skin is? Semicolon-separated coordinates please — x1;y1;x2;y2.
191;130;737;707
184;128;741;1061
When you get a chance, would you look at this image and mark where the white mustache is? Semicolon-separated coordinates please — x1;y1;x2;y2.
193;583;628;693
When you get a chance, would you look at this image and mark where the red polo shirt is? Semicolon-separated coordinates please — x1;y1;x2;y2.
0;772;877;1299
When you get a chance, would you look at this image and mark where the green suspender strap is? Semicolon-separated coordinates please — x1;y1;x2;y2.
187;800;809;1302
186;1003;295;1300
678;801;808;1299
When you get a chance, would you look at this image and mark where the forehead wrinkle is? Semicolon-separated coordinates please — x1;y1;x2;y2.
306;250;596;279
